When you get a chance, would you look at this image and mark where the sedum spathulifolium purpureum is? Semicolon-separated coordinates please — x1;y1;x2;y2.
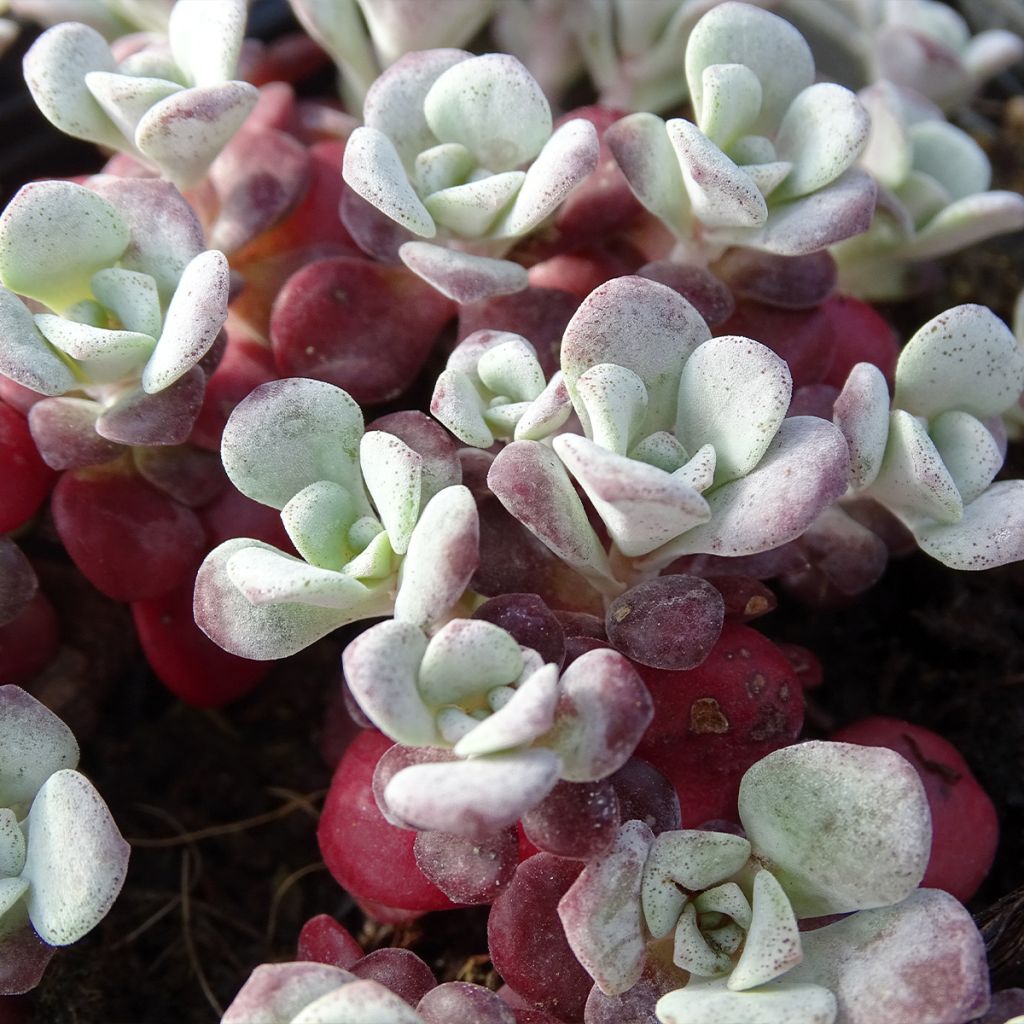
343;616;653;838
341;48;599;303
435;275;851;595
559;742;990;1024
23;0;255;189
0;178;229;466
193;378;480;660
833;304;1024;570
605;2;877;264
0;686;130;995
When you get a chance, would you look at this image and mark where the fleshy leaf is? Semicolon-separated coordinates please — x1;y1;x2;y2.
0;288;78;396
656;979;837;1024
909;120;990;201
896;190;1024;262
34;315;153;384
91;268;162;339
699;63;762;148
832;362;890;490
425;171;525;238
220;378;365;510
94;367;205;446
292;978;427;1023
84;72;183;142
515;373;572;441
0;181;128;313
417;619;522;707
28;397;119;470
221;962;356;1024
574;363;648;456
383;749;562;840
21;769;129;946
167;0;246;87
728;870;802;991
738;741;931;917
281;481;359;572
930;410;1003;505
558;820;654;996
400;242;528;305
359;431;422;555
673;902;732;976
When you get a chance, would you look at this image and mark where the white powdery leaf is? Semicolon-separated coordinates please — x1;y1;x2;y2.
168;0;246;87
384;749;561;840
425;171;525;238
415;142;475;196
487;440;616;588
869;410;963;525
857;83;913;191
675;442;717;492
84;72;183;142
418;618;522;707
340;529;394;581
0;288;77;396
135;81;258;190
394;484;479;629
34;315;153;384
641;830;752;940
282;481;360;572
728;870;802;991
605;113;691;237
293;978;427;1023
685;2;814;137
359;431;422;556
90;268;162;339
575;363;649;456
23;23;124;152
0;687;79;813
676;336;791;484
898;190;1024;262
667;120;767;229
544;648;654;782
894;304;1024;419
22;769;129;946
774;84;870;200
142;249;229;393
699;62;762;149
964;29;1024;90
515;372;572;441
561;276;711;438
400;242;527;305
553;434;710;558
0;809;26;878
646;417;849;564
221;962;356;1024
477;338;546;402
557;820;654;996
0;181;128;313
738;741;932;918
909;120;991;201
0;876;28;920
359;0;493;67
424;53;551;172
790;889;989;1024
342;620;436;747
673;901;733;977
194;538;386;660
495;117;599;237
911;480;1024;570
430;367;493;446
832;362;891;491
221;378;366;510
656;979;837;1024
930;410;1003;505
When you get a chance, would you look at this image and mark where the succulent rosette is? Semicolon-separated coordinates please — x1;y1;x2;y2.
605;2;876;262
834;80;1024;298
23;0;256;189
442;276;850;595
0;686;130;995
343;616;653;838
342;48;600;302
0;177;229;463
559;741;989;1024
833;304;1024;570
194;378;480;660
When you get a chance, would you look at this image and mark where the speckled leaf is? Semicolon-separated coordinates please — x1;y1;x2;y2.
400;243;527;304
425;171;525;238
0;288;77;396
897;190;1024;262
282;481;360;572
930;410;1003;505
673;902;732;976
575;363;648;455
699;62;762;148
515;372;572;441
168;0;246;87
84;72;183;141
656;979;837;1024
729;870;802;991
431;367;493;446
293;978;427;1023
33;315;153;384
94;366;205;446
221;962;356;1024
417;618;522;707
738;741;931;917
832;362;890;490
359;431;422;555
91;268;162;339
359;0;493;67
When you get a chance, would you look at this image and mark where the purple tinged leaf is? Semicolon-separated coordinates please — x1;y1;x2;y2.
667;120;768;229
496;118;599;237
22;769;129;946
677;336;792;483
930;410;1002;505
141;250;229;393
0;908;56;995
359;431;422;555
0;289;78;396
394;484;479;629
0;541;37;628
897;190;1024;261
488;440;616;588
521;778;620;860
367;410;462;505
554;434;710;557
342;620;436;747
84;72;183;141
134;81;259;190
728;870;802;991
384;749;562;840
646;417;850;564
221;378;365;510
638;261;737;326
431;367;494;446
91;268;162;338
774;84;870;200
168;0;246;87
95;366;205;446
738;741;932;918
544;648;654;782
413;830;518;906
557;820;654;996
791;889;989;1024
291;978;426;1024
515;372;573;441
132;445;226;507
833;362;890;490
561;276;711;437
699;63;763;149
894;304;1024;419
912;480;1024;570
400;243;528;305
23;23;123;151
221;963;356;1024
869;411;962;525
656;979;837;1024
